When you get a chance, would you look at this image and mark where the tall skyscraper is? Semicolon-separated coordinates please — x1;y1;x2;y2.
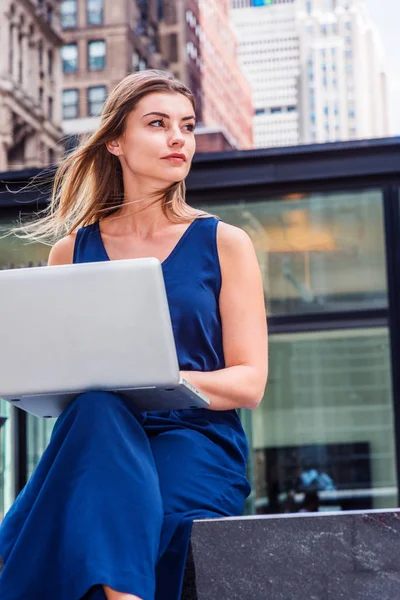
230;0;301;148
230;0;389;148
297;0;389;144
0;0;63;172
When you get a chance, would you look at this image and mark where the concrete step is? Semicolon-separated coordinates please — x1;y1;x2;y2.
181;508;400;600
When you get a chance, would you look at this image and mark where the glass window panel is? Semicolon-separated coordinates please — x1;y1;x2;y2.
61;0;77;28
62;89;79;119
88;40;106;71
0;223;49;269
87;0;104;25
87;85;107;116
61;43;78;73
252;328;397;514
27;415;56;479
199;189;387;316
0;400;12;519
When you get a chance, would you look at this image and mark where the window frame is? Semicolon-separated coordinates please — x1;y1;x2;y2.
87;85;107;117
61;42;78;73
60;0;78;29
62;88;80;119
86;0;104;26
87;39;106;71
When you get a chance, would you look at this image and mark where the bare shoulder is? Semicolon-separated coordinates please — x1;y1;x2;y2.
216;221;256;263
47;233;77;266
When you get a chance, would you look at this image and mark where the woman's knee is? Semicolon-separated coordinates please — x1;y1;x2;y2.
62;391;133;422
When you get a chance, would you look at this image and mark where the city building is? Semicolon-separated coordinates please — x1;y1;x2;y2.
60;0;168;144
230;0;301;148
1;137;400;517
230;0;389;147
297;0;390;144
160;0;253;150
0;0;64;172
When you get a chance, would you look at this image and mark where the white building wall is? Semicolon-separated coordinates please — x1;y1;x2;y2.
297;0;389;144
231;0;389;148
230;1;300;149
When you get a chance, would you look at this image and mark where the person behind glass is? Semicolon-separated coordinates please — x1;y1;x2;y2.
0;70;268;600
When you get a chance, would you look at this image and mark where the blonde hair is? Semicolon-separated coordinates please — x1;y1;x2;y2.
14;70;211;244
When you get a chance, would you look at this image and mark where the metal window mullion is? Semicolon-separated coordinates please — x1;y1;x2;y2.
382;185;400;506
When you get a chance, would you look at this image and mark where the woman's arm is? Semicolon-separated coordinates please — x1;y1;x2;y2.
181;222;268;411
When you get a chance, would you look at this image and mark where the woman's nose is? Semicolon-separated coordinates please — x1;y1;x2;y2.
168;127;185;146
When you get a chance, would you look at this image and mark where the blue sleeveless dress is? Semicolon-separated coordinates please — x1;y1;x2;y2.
0;216;250;600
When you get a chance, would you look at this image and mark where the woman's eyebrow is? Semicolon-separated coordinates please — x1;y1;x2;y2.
142;111;196;122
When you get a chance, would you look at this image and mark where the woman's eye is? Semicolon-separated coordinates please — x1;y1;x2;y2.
149;119;164;127
148;120;195;132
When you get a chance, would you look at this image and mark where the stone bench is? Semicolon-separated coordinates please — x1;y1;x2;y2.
181;508;400;599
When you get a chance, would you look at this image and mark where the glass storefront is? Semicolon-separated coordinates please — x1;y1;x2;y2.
252;328;396;514
0;223;51;512
201;189;387;315
0;223;49;269
27;416;56;480
0;183;398;519
0;400;13;519
200;187;396;514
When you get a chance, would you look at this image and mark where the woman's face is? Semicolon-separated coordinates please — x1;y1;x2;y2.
109;91;196;186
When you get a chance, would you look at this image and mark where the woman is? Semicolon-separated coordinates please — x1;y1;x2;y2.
0;70;268;600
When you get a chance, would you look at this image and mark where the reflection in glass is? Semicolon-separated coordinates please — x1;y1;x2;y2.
0;400;12;520
0;223;49;269
27;416;56;479
199;189;387;316
252;328;397;514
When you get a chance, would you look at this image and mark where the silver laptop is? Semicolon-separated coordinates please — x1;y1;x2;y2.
0;259;210;418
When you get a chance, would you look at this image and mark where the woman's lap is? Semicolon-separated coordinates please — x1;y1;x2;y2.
0;392;249;600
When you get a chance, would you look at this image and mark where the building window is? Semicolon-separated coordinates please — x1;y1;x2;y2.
61;43;78;73
132;51;147;72
48;96;53;120
38;40;43;68
169;33;178;63
88;40;106;71
87;0;104;26
87;85;107;116
61;0;77;28
48;50;53;76
62;88;79;119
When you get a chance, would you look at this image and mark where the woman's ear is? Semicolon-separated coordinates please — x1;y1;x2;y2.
106;140;122;157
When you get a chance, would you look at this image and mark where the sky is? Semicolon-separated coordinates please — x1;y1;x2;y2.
366;0;400;135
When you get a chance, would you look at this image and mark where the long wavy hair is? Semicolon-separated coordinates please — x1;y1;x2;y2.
13;70;211;243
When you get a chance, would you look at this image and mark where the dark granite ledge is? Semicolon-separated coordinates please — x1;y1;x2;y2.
182;508;400;600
